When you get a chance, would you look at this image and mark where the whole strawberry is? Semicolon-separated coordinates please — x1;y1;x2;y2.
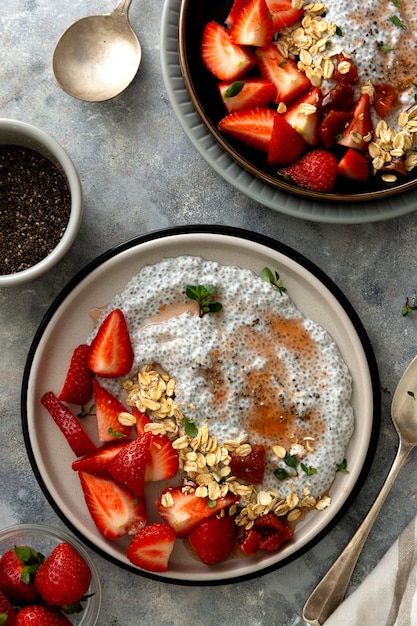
279;149;338;193
34;543;91;610
15;605;71;625
0;589;16;625
0;547;43;605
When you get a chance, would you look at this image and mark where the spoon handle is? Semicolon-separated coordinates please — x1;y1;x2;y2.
113;0;133;15
302;440;413;626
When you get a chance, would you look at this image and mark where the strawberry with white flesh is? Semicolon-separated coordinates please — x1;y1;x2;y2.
265;0;304;32
87;308;134;378
41;392;96;457
229;0;274;47
93;379;131;442
218;107;276;152
337;148;370;182
201;21;257;81
78;470;147;539
225;0;250;27
127;523;175;573
156;487;239;538
71;440;128;476
337;93;373;151
188;514;237;565
267;114;307;166
58;344;94;406
218;78;276;113
108;432;152;496
15;605;72;626
34;542;91;609
132;408;179;482
256;43;311;104
279;149;338;192
283;87;323;146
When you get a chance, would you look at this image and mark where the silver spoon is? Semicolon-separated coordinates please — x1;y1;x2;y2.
303;354;417;626
52;0;141;102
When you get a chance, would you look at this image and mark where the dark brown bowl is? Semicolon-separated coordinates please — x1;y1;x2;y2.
178;0;417;203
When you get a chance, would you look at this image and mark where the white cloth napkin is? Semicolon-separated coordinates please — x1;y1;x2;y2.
324;516;417;626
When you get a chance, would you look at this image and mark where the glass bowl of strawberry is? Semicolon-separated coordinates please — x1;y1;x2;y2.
0;523;101;625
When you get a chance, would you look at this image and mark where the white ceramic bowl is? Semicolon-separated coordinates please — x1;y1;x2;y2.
0;119;82;287
0;523;101;625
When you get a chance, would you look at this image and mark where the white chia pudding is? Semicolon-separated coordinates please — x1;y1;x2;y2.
89;256;354;501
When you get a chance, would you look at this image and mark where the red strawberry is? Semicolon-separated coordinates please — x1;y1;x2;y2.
34;543;91;608
218;78;276;113
319;110;352;149
71;440;128;476
133;407;152;435
256;43;311;104
156;486;239;538
265;0;304;32
108;432;151;496
41;392;96;457
279;149;338;192
337;148;370;182
218;107;276;152
334;52;359;84
229;0;274;47
337;93;373;151
322;82;355;112
201;21;257;81
283;87;323;146
78;471;147;539
225;0;251;27
188;514;237;565
15;605;71;625
127;523;175;573
254;512;293;551
0;547;43;605
268;114;307;166
58;344;94;406
237;527;263;555
87;308;134;378
93;380;131;442
131;409;179;481
0;589;15;625
374;83;397;118
229;443;265;483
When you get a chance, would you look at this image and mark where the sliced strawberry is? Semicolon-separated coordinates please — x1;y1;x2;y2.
337;148;370;182
229;0;274;47
58;344;94;406
78;471;147;539
319;110;352;149
156;486;239;538
87;308;134;378
258;529;292;551
146;435;179;482
322;82;355;112
201;21;257;81
265;0;304;32
218;78;276;113
374;83;397;118
225;0;251;27
41;392;97;457
279;149;338;192
218;107;276;152
334;52;359;84
237;527;263;555
256;43;311;104
133;407;152;435
188;514;237;565
283;86;323;146
254;511;291;533
93;380;131;442
71;440;128;476
337;93;373;151
127;523;175;573
229;443;265;483
268;114;306;166
108;432;151;496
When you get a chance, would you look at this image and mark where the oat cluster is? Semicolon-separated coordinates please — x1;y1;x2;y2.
369;107;417;181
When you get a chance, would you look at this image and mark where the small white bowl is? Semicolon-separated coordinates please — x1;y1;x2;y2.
0;523;101;625
0;119;82;287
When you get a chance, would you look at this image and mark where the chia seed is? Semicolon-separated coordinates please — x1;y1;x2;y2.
0;145;71;275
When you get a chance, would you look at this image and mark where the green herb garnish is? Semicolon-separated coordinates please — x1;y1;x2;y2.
336;459;349;473
274;467;291;480
78;403;96;419
402;296;417;316
260;267;287;294
224;81;244;99
207;498;217;508
301;462;317;476
408;390;415;399
389;14;406;29
391;0;401;7
108;427;126;439
335;25;343;36
186;284;222;317
183;417;198;437
380;44;394;53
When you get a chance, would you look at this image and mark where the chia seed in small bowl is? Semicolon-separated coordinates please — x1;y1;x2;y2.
0;119;82;286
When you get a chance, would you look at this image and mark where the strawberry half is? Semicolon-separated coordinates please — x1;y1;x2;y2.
78;471;147;539
279;149;338;193
229;443;265;484
93;380;131;442
218;107;276;152
268;114;307;166
58;344;94;406
265;0;304;32
41;392;97;457
218;78;276;113
156;486;239;538
237;527;263;555
201;21;257;81
283;86;323;146
131;408;179;481
256;43;311;104
229;0;274;47
225;0;251;27
87;308;134;378
71;440;128;476
337;148;370;182
108;432;152;496
188;514;237;565
127;523;175;573
337;93;373;151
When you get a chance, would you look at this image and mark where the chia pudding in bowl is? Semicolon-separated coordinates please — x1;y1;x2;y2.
0;119;82;287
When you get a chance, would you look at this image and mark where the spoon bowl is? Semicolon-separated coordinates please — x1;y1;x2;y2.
52;0;141;102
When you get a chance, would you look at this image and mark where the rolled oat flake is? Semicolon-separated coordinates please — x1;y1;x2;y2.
0;145;71;275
